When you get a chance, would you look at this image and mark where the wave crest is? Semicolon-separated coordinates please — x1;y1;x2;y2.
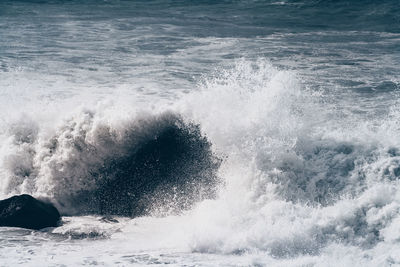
2;110;221;216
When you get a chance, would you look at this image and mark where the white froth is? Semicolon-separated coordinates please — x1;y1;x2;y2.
1;59;400;265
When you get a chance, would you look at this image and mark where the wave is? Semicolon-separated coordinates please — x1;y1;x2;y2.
3;0;399;35
2;59;400;262
174;59;400;257
0;111;221;216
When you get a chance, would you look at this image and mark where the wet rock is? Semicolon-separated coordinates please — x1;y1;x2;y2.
99;216;119;223
0;194;60;230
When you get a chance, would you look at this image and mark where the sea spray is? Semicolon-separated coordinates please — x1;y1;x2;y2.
0;110;221;216
0;59;400;265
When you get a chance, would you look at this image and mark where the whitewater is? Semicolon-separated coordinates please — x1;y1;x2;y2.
1;0;400;266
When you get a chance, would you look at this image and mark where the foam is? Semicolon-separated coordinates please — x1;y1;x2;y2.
2;59;400;264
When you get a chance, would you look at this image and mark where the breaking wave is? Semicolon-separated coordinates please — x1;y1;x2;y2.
0;111;221;216
2;59;400;263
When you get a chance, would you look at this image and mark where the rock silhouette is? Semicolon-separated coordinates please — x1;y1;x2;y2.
0;194;60;230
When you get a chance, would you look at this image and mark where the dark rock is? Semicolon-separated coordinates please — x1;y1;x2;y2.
0;194;60;230
99;216;119;223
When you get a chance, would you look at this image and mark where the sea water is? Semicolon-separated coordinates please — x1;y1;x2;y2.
0;1;400;266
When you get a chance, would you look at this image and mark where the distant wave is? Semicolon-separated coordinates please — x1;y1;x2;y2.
3;0;399;34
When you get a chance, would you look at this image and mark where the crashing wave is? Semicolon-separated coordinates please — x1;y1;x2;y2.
1;111;221;216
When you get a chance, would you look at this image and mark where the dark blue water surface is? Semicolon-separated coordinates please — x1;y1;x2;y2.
1;0;400;35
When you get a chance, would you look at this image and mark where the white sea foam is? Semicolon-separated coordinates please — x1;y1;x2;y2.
1;59;400;266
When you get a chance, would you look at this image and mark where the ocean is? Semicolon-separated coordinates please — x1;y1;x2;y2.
0;0;400;266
